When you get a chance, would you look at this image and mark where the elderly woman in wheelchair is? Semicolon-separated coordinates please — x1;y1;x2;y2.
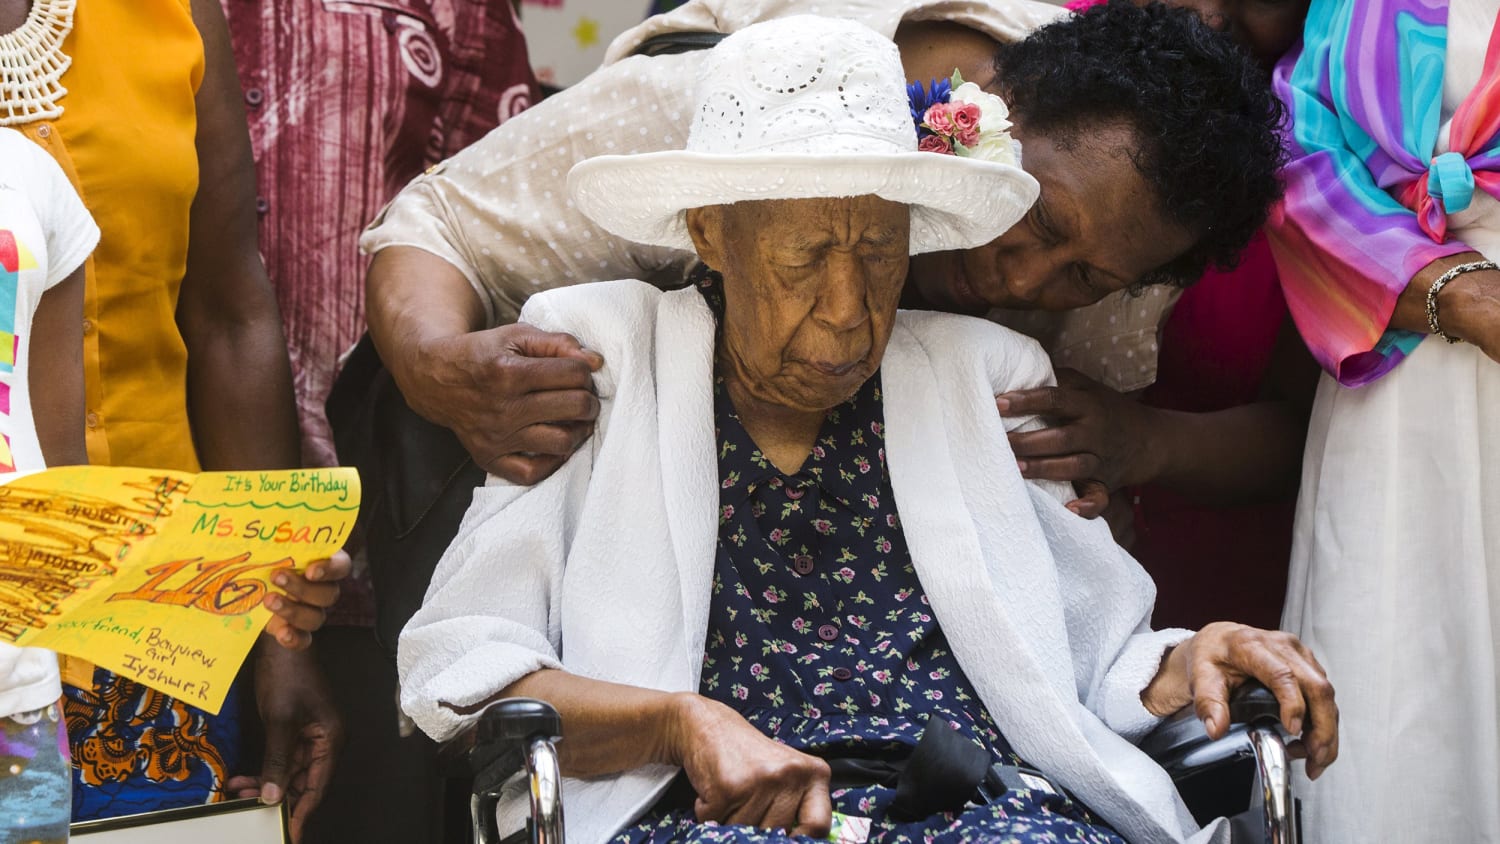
398;16;1336;844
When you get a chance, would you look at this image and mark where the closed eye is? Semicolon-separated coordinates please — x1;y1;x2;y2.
1072;263;1103;297
775;252;819;268
1027;203;1064;248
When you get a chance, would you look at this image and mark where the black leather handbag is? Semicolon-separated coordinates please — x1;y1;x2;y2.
326;334;486;658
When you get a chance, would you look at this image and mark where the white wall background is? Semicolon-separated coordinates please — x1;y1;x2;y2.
519;0;655;87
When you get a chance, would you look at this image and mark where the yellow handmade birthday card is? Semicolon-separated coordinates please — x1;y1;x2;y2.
0;466;359;713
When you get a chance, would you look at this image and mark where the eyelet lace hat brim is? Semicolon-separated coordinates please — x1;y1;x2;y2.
570;150;1038;255
566;14;1039;257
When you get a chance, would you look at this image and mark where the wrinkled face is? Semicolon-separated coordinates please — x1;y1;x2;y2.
907;122;1198;313
688;196;910;412
1164;0;1308;68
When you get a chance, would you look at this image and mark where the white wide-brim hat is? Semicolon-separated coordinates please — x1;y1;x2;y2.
568;15;1039;256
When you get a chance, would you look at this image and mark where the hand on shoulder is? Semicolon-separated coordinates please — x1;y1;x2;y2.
409;322;605;485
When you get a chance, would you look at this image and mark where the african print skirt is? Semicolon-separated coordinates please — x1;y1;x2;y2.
65;668;244;820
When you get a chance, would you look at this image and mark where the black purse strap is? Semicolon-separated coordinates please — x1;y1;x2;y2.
630;30;728;58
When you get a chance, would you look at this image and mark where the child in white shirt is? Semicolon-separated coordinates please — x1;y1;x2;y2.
0;125;99;840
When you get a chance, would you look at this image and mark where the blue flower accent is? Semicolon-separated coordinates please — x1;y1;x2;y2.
906;77;951;135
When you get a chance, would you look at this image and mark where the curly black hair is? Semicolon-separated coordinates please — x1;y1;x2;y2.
995;0;1286;287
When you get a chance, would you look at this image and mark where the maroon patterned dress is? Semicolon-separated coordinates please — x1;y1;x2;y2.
222;0;539;623
222;0;539;470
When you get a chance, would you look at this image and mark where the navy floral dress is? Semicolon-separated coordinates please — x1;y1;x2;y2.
614;270;1123;844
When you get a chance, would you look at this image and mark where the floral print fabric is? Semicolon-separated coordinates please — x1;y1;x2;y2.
624;790;1122;844
614;269;1121;843
64;668;241;819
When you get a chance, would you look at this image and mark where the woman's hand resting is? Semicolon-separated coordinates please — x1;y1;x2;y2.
668;694;833;837
1141;623;1339;780
468;672;831;835
996;369;1160;518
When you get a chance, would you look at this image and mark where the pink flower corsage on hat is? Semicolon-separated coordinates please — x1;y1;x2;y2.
908;70;1020;166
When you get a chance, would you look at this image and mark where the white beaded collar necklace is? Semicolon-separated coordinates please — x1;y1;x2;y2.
0;0;75;127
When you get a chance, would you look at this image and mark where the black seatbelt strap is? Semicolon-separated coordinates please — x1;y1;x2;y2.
887;718;991;821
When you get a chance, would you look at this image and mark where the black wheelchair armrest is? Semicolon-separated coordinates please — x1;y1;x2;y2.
1138;682;1279;776
1140;682;1298;844
439;698;565;844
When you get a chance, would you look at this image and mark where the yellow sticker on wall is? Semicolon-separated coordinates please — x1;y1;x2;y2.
0;466;359;713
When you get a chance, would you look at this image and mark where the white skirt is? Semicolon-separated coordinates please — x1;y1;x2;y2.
1284;335;1500;842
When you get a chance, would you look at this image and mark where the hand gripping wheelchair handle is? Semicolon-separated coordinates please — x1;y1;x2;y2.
441;698;565;844
1139;682;1299;844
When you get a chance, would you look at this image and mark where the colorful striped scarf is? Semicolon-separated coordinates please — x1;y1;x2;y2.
1268;0;1500;385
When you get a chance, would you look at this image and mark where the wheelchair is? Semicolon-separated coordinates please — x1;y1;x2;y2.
442;683;1299;844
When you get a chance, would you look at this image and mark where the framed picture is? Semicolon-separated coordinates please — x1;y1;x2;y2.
71;798;288;844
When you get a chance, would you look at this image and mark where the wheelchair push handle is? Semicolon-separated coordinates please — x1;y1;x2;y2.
1226;680;1300;844
478;697;564;743
447;697;566;844
1227;682;1283;728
